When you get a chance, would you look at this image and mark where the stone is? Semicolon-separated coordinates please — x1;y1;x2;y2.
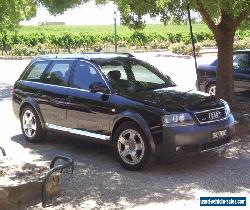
0;200;17;210
46;174;61;199
8;181;42;205
0;187;9;199
235;114;250;136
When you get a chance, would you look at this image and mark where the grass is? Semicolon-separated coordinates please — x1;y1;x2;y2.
19;24;211;35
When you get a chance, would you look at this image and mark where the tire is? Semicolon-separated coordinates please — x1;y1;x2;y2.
113;121;151;170
206;83;216;95
20;106;46;143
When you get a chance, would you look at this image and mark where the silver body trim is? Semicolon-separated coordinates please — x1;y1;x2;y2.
46;123;110;140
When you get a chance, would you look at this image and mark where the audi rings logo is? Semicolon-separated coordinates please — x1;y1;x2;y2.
208;111;221;120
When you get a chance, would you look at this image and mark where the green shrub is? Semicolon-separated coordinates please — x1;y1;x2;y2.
2;28;249;56
35;43;56;55
234;38;250;50
11;44;35;56
150;40;171;49
93;42;103;52
169;42;201;56
129;32;149;47
149;40;158;49
201;40;216;48
118;40;127;47
158;41;171;49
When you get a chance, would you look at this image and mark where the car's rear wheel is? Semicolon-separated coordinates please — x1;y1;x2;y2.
206;84;216;95
21;106;46;143
113;122;151;170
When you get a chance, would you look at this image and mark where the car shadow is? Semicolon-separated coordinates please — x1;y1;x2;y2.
11;133;250;209
0;83;12;101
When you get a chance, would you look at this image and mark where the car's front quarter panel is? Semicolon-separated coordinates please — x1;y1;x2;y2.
108;94;165;147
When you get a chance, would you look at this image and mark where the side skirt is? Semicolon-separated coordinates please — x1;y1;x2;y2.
46;123;110;141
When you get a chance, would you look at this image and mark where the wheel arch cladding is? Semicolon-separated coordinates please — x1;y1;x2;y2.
111;111;156;155
19;97;46;129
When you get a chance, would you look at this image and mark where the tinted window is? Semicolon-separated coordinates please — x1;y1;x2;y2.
132;64;165;84
102;64;127;80
71;61;104;90
233;53;249;68
100;58;175;94
26;61;50;81
44;60;73;86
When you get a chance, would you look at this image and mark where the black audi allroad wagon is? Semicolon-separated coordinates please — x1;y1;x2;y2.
12;53;235;170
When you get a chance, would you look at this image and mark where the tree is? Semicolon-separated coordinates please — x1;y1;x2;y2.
0;0;37;54
109;0;250;108
193;0;249;108
38;0;89;15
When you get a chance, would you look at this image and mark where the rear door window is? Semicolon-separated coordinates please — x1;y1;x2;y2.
43;60;74;86
25;61;50;82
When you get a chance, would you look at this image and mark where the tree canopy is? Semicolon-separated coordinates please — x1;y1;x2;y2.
38;0;88;15
0;0;36;33
102;0;250;107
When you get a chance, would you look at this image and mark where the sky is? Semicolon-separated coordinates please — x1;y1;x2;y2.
21;2;160;26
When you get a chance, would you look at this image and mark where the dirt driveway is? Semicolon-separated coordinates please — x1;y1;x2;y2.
0;52;249;210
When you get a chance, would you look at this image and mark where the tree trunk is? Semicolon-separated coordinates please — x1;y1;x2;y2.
215;15;236;109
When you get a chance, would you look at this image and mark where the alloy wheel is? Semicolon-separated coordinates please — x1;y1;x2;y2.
208;85;216;95
117;129;145;165
22;110;37;138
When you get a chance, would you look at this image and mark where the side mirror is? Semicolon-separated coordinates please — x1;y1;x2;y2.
89;82;109;94
164;74;176;86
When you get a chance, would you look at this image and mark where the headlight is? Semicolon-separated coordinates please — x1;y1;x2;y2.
162;113;195;127
224;103;231;117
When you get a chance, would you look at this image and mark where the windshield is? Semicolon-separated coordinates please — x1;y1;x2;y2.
100;58;175;94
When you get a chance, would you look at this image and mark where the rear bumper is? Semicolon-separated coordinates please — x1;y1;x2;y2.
155;114;235;157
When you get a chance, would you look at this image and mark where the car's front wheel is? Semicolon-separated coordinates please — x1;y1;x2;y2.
21;106;46;143
113;122;151;170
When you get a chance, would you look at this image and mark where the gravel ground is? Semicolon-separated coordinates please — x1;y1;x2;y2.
1;52;250;210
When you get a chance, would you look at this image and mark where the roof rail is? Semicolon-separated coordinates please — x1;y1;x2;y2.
35;52;135;61
82;52;135;58
36;54;91;60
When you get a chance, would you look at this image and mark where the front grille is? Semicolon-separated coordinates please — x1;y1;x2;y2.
194;107;227;124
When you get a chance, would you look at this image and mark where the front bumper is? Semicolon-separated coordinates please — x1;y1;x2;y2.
155;114;235;157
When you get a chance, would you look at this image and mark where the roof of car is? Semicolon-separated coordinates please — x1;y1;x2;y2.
235;49;250;53
36;52;135;61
